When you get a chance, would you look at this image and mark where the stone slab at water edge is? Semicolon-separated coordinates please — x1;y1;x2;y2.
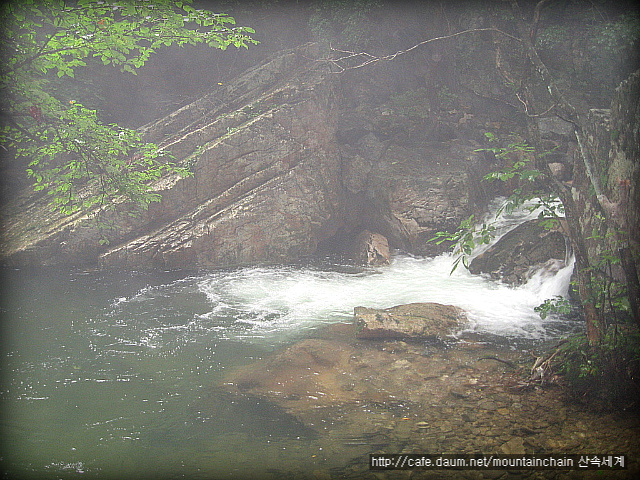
354;302;465;339
219;323;640;479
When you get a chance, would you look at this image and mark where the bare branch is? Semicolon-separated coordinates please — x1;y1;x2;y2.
321;27;521;72
530;0;554;42
508;0;578;123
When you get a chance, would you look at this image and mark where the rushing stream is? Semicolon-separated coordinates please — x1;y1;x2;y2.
0;199;581;479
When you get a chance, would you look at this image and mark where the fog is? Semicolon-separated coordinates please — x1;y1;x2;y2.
78;0;637;129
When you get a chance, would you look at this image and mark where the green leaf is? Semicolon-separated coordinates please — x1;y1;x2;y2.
1;0;255;229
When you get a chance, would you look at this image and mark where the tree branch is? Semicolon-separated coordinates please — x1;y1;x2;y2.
321;27;521;72
508;0;639;332
508;0;578;124
530;0;554;43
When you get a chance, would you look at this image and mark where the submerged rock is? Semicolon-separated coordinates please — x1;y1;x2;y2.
189;388;317;439
469;219;568;286
354;302;465;339
219;326;640;475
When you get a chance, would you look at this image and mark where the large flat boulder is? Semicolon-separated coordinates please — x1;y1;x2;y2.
354;302;465;340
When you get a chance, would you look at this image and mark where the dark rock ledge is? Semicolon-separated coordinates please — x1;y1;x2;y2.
469;219;569;286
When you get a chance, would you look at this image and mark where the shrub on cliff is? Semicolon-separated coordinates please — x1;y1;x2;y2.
0;0;255;221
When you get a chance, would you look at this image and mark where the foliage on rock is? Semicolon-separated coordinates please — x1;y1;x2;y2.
0;0;256;218
429;134;562;274
309;0;382;48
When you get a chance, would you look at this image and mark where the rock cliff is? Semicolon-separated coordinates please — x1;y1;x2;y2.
1;44;494;269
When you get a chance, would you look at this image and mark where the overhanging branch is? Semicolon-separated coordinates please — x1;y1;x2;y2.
321;27;521;73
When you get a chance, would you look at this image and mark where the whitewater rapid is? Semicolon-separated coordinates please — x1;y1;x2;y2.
107;198;578;347
193;198;575;342
195;250;575;341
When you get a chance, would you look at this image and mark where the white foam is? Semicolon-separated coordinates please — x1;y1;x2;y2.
109;198;577;345
196;249;575;341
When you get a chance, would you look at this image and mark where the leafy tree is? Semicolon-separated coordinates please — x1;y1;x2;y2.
413;1;640;405
499;0;639;345
0;0;256;219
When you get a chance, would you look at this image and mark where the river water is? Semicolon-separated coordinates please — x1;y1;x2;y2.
0;200;581;479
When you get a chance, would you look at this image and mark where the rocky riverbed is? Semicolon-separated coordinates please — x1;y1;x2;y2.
218;322;639;479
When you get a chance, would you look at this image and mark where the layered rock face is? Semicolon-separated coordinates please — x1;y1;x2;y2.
102;57;344;268
2;45;346;268
1;44;494;269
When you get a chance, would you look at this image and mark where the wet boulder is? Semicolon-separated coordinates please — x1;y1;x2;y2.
468;219;568;286
349;230;391;266
354;302;465;340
